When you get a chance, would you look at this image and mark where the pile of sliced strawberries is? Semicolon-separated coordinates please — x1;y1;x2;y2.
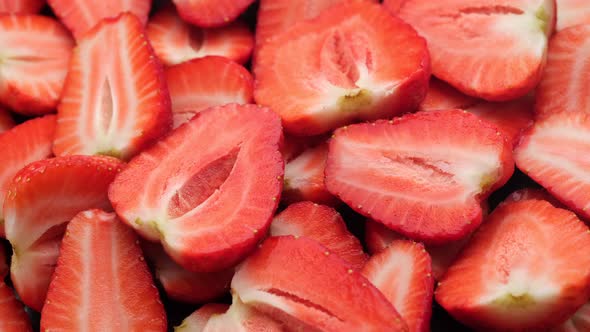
4;0;590;331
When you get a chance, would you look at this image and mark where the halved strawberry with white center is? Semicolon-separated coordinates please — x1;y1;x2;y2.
362;240;433;332
47;0;151;40
554;303;590;332
536;24;590;120
0;108;14;133
254;1;430;136
0;0;44;13
165;56;254;129
514;112;590;219
142;242;233;304
326;110;514;244
232;236;408;331
556;0;590;31
0;115;56;237
172;0;254;28
0;15;73;115
147;6;254;66
109;104;283;273
271;202;367;269
386;0;555;101
176;304;229;332
0;282;32;332
436;199;590;331
201;295;284;332
4;155;123;310
41;209;166;331
53;13;172;161
283;142;338;206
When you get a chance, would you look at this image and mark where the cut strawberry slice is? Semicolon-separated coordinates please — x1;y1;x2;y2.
419;78;478;112
4;155;123;310
270;202;367;269
109;104;283;272
254;1;430;136
176;304;229;332
0;115;56;238
514;112;590;219
47;0;151;40
281;134;327;163
41;209;166;331
147;6;254;66
364;219;404;255
0;0;44;13
0;108;14;133
556;0;590;31
142;242;233;304
0;282;32;332
362;240;433;332
165;56;254;129
436;199;590;330
53;13;172;161
386;0;555;101
326;110;514;244
0;15;74;115
554;303;590;332
202;295;284;331
535;24;590;121
232;236;408;331
283;142;338;206
172;0;254;28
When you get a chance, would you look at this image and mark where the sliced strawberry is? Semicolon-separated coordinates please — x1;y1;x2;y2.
142;242;232;304
165;56;254;129
0;115;56;238
147;6;254;66
386;0;555;101
270;202;367;269
176;304;229;332
326;110;514;244
41;209;166;331
53;13;172;161
0;282;32;332
4;155;123;310
109;104;283;272
362;240;433;332
436;199;590;330
0;15;73;115
172;0;254;28
0;108;14;133
47;0;151;40
364;219;404;255
419;78;478;112
254;1;430;136
514;112;590;219
202;295;284;331
281;134;327;163
535;24;590;121
554;302;590;332
283;142;338;206
232;236;408;331
0;0;44;13
556;0;590;31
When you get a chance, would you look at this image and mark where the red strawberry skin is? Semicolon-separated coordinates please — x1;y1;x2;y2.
0;282;32;332
0;0;44;13
172;0;255;28
41;209;166;331
4;155;124;311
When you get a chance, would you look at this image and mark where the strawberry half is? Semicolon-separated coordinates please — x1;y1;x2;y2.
176;304;230;332
172;0;255;28
436;199;590;331
0;282;32;332
53;13;172;161
270;202;367;269
0;115;56;238
147;5;254;66
326;110;514;244
47;0;151;40
514;112;590;219
165;56;254;129
554;303;590;332
0;15;74;115
201;295;284;332
4;155;123;310
556;0;590;31
232;236;408;331
254;1;430;136
0;108;14;133
142;242;233;304
41;209;166;331
0;0;44;14
109;104;283;272
362;240;433;332
535;24;590;121
283;142;338;206
386;0;555;101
